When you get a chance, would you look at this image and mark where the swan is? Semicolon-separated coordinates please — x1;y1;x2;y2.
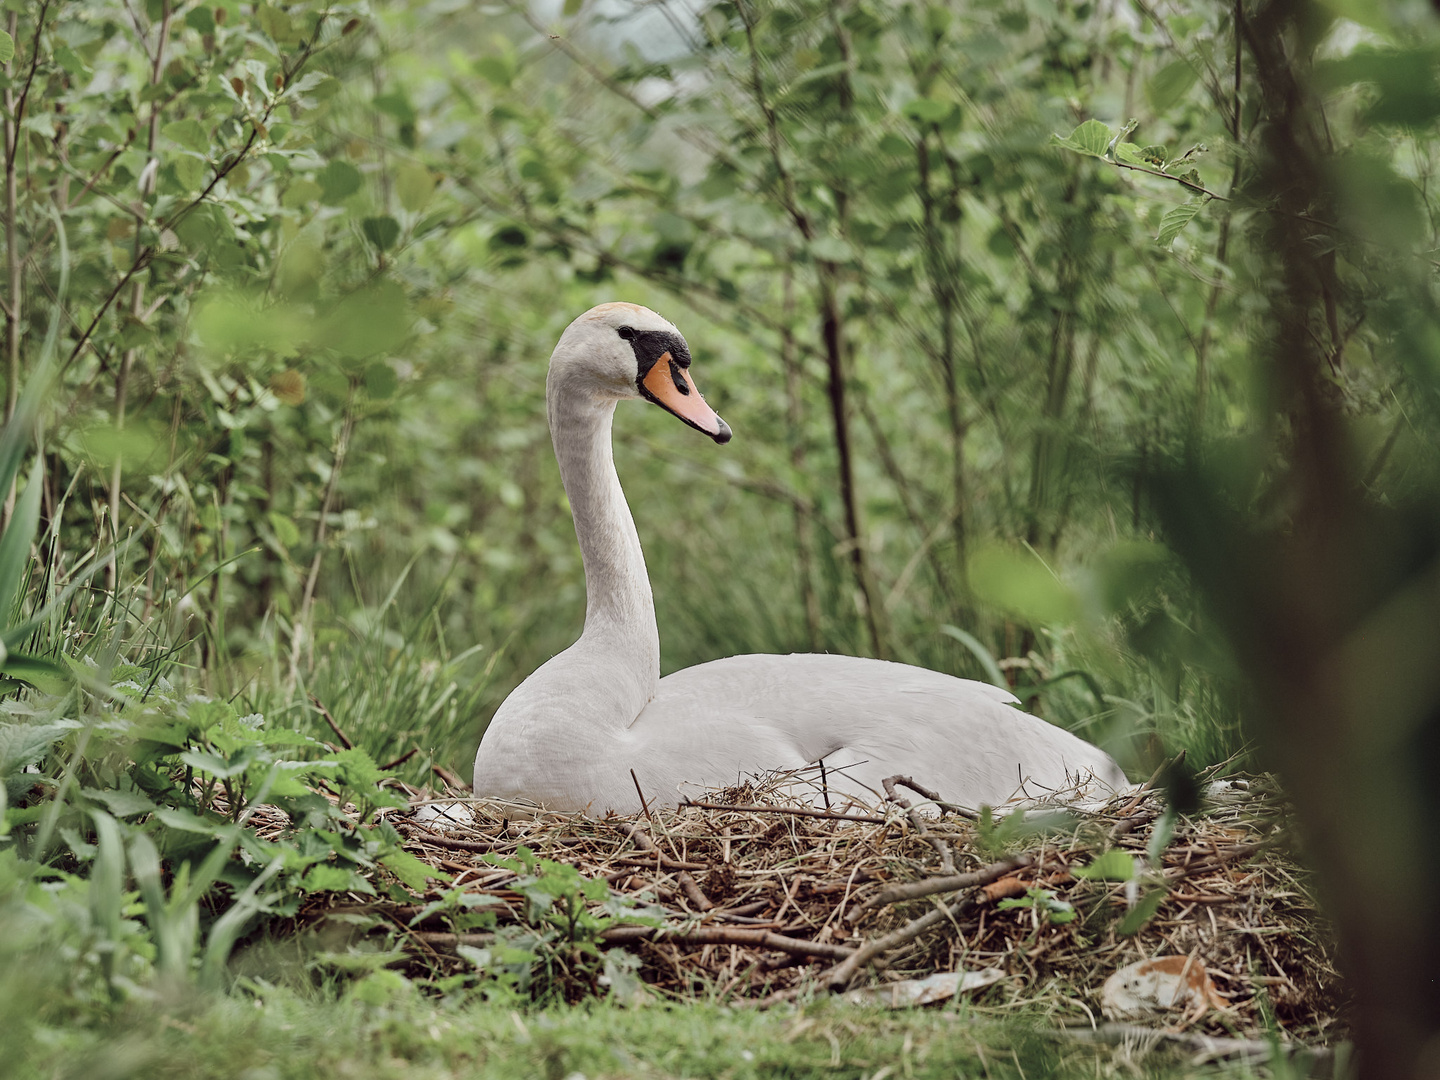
471;302;1126;815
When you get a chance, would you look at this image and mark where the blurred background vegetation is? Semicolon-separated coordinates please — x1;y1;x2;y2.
4;0;1440;1072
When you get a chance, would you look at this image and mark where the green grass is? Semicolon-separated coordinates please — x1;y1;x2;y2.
5;981;1270;1080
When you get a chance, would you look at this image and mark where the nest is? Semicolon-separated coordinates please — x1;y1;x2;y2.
289;767;1344;1047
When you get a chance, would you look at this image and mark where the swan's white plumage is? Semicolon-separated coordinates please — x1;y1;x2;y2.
471;304;1126;815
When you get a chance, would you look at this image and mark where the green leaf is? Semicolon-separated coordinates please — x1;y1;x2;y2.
1074;850;1136;881
0;458;42;625
302;863;376;894
321;281;411;360
281;178;323;209
317;160;362;205
1050;119;1112;157
364;362;399;399
902;97;951;124
362;215;400;251
382;849;448;891
563;0;584;14
1146;60;1198;112
85;787;158;818
267;510;301;547
395;163;436;212
967;543;1080;625
0;721;74;777
1157;199;1204;246
1117;888;1166;935
474;56;514;88
172;155;207;192
0;31;12;66
257;4;298;45
162;119;209;154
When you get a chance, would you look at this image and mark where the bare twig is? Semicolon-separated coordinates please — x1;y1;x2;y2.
847;853;1034;923
682;800;887;825
309;694;355;751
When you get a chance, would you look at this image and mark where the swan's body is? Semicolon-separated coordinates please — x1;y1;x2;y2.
472;303;1125;815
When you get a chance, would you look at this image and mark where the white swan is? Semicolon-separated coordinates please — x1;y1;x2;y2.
471;302;1126;815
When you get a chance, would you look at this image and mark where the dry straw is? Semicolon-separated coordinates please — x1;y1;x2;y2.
285;765;1342;1044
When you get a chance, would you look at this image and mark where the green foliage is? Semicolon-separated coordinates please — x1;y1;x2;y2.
997;886;1077;925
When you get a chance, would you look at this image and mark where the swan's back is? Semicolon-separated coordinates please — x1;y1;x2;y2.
621;653;1125;810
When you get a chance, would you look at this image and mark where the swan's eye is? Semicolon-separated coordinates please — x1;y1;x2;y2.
616;326;636;341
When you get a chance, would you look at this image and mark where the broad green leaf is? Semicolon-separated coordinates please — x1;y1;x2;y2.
1117;887;1167;935
563;0;585;15
1146;60;1198;112
281;178;322;209
0;721;74;777
967;543;1080;625
474;56;514;88
362;215;400;251
902;97;951;124
162;119;209;154
0;458;42;624
1157;200;1204;246
84;787;158;818
364;361;399;399
257;4;298;45
0;31;12;66
395;163;437;212
1074;849;1136;881
267;511;301;547
172;155;207;192
317;160;362;205
321;280;411;360
382;848;449;891
302;863;376;893
1050;119;1112;157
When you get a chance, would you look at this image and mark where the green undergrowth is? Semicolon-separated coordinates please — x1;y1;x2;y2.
1;983;1270;1080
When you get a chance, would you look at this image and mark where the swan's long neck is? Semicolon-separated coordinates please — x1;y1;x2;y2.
548;371;660;711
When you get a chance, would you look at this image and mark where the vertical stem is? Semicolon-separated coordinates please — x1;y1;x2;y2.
916;130;970;607
3;10;20;428
108;0;171;592
779;271;823;650
288;385;357;691
737;0;884;657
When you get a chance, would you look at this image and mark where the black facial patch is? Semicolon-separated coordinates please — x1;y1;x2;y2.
618;327;693;397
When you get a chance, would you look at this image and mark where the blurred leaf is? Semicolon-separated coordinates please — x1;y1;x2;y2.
364;362;399;399
162;119;209;154
317;160;362;205
321;281;411;360
902;97;951;124
267;511;301;547
270;369;306;406
0;459;42;624
362;215;400;251
1074;850;1136;881
395;163;436;212
0;31;12;66
1117;888;1166;935
1146;60;1198;112
968;543;1080;625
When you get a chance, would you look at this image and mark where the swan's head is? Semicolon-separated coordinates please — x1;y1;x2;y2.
550;302;732;444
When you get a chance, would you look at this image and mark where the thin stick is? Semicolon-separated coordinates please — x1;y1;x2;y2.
630;769;653;821
600;924;853;962
683;800;887;825
847;854;1034;923
309;694;354;750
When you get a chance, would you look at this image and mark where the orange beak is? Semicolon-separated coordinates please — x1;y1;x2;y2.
640;352;732;444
